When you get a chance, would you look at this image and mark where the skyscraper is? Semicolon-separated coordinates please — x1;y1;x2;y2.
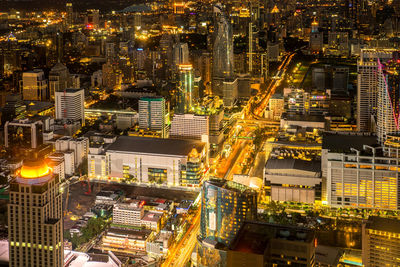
49;63;70;101
357;49;395;132
172;42;189;67
8;160;63;267
212;6;234;95
55;88;85;125
138;97;166;137
22;69;48;101
176;64;193;113
66;2;73;26
200;179;257;246
377;55;400;143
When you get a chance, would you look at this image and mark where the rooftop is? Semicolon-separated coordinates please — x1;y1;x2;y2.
366;216;400;234
107;136;205;156
322;132;377;152
265;158;321;173
230;221;315;254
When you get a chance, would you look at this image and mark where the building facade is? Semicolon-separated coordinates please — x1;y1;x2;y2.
200;180;257;246
170;113;209;140
377;57;400;143
55;88;85;125
138;97;166;137
326;145;400;210
357;49;395;132
362;216;400;266
8;160;63;267
88;136;207;187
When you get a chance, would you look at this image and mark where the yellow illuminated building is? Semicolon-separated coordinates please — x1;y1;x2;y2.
363;216;400;266
8;160;63;267
327;146;400;210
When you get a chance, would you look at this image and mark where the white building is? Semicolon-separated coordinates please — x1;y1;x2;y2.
326;145;399;210
377;60;400;143
22;69;48;101
264;159;321;204
170;114;209;140
113;202;144;227
55;136;89;167
266;93;284;120
88;136;207;187
48;151;75;176
138;97;166;137
55;88;85;125
46;157;65;182
357;49;395;132
141;210;163;231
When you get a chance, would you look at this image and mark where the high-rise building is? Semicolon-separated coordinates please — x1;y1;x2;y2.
377;56;400;143
326;145;400;210
138;97;166;137
357;49;395;132
55;88;85;125
55;136;89;168
309;19;323;53
170;113;209;140
173;42;189;67
66;2;73;26
49;63;70;101
22;69;48;101
113;202;144;227
200;179;257;246
212;7;234;95
85;9;99;29
176;64;193;113
362;216;400;266
8;160;63;267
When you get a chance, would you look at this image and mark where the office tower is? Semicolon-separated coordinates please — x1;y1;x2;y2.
222;78;238;107
170;113;209;140
105;42;116;63
85;9;99;29
49;63;70;101
200;179;257;246
309;19;323;53
173;42;189;67
176;64;193;113
377;57;400;143
55;88;85;125
362;216;400;266
22;69;48;101
357;49;395;132
326;145;399;210
8;160;63;267
138;97;166;136
212;7;234;91
66;2;73;26
4;118;43;149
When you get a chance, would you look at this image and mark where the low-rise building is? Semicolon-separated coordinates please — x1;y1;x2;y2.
264;158;321;204
112;202;144;227
102;227;151;252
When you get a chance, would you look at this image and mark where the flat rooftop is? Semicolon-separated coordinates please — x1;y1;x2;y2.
107;136;206;156
265;158;321;173
366;216;400;234
230;221;315;254
322;132;377;152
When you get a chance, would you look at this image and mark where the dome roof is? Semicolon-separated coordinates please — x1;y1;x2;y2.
20;160;51;179
51;62;68;71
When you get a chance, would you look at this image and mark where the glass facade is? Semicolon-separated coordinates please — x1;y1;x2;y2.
200;180;257;246
148;168;167;184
